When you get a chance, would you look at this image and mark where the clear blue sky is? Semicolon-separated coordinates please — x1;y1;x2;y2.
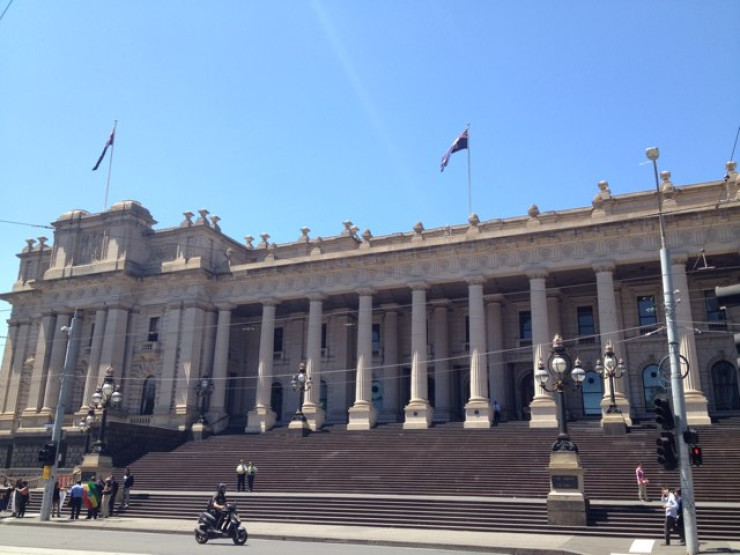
1;1;739;350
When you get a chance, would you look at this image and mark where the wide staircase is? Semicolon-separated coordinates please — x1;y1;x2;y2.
32;419;740;539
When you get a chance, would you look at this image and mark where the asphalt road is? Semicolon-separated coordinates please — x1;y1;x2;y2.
0;526;478;555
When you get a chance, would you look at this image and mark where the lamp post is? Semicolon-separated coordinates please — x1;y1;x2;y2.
289;361;311;437
536;334;585;452
536;333;588;527
646;147;698;554
196;375;215;425
594;341;625;414
88;367;122;455
78;407;96;454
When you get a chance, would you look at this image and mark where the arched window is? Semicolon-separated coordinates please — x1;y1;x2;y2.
581;370;603;416
270;381;284;421
711;361;740;411
140;376;156;415
642;364;664;409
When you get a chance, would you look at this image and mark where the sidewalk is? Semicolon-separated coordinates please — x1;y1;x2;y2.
2;513;739;555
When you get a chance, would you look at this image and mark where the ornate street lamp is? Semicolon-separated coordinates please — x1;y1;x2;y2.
195;375;215;425
536;334;585;452
289;361;312;436
594;341;626;414
78;407;96;454
88;367;122;455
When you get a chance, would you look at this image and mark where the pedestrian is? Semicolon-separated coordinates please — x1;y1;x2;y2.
108;475;119;517
122;468;134;509
16;480;29;518
660;487;684;546
493;401;502;425
85;477;101;519
635;463;649;502
674;488;686;545
0;478;10;513
68;480;84;519
246;461;258;492
236;459;247;492
52;480;61;517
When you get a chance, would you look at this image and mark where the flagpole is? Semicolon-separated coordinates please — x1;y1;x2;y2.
466;122;472;216
104;120;117;210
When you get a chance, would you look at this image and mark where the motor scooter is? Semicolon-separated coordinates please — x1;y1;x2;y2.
194;502;248;545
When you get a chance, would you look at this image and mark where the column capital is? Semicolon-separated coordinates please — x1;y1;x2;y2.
307;292;325;303
526;268;548;281
484;293;505;304
429;298;451;309
355;287;375;297
466;275;486;286
215;303;234;312
262;298;280;307
592;261;616;274
408;280;429;291
104;301;132;311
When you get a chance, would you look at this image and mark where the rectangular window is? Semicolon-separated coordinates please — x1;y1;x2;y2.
637;295;658;334
577;306;595;343
519;311;532;345
273;327;284;354
705;290;727;331
372;323;381;355
321;323;327;350
147;317;160;342
465;316;470;350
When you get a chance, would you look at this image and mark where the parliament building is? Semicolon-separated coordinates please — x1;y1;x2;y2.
1;161;739;467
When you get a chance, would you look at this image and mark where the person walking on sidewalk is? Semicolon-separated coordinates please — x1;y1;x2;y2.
635;463;649;501
246;461;258;492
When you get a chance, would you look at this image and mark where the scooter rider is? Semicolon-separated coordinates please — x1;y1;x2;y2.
208;483;229;531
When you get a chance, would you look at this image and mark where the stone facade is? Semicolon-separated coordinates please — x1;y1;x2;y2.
1;164;739;464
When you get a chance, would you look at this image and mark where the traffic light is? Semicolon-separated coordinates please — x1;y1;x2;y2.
654;397;675;430
689;445;703;467
37;442;56;466
656;431;678;470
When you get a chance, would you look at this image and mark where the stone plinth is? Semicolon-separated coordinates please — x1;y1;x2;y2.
463;399;492;429
403;400;433;430
347;403;378;431
601;411;627;435
547;450;588;527
245;406;276;434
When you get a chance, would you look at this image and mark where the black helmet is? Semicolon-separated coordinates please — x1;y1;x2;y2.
217;482;226;492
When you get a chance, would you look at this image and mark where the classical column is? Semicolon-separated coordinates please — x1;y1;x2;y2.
22;312;56;424
486;295;506;421
379;305;400;423
0;320;31;432
348;289;378;430
156;302;183;417
97;304;130;377
209;305;232;429
528;270;557;428
0;321;22;432
431;301;450;422
672;257;710;425
41;312;73;415
404;282;432;429
174;302;207;419
302;294;326;431
464;277;492;428
246;300;278;433
81;308;108;410
595;263;632;424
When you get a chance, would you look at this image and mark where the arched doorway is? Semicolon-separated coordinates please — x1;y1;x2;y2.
711;361;740;411
581;370;603;416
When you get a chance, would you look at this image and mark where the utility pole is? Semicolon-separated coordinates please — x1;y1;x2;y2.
646;148;698;554
40;309;82;521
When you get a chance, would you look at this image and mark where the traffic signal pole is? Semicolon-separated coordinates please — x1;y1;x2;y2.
649;149;698;554
40;309;81;521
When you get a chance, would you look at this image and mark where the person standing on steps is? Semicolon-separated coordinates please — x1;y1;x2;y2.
246;461;258;492
635;462;649;501
122;468;134;509
236;459;247;492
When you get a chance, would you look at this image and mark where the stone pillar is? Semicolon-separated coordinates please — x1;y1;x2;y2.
246;300;278;433
81;308;108;410
209;305;232;431
0;320;32;433
528;270;557;428
672;257;710;425
486;295;506;420
174;302;207;426
465;278;492;428
348;289;378;430
379;305;400;423
302;294;326;431
431;301;450;422
21;312;56;426
41;312;72;414
157;302;183;417
97;304;130;378
595;263;632;426
404;282;432;429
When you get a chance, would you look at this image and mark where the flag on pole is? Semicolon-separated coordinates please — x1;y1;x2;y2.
440;129;469;172
92;127;115;171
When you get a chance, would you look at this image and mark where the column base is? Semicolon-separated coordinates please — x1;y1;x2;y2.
347;402;378;431
191;421;212;441
245;406;276;433
601;411;627;435
403;400;433;430
463;399;492;429
288;414;311;437
301;403;325;432
684;391;711;426
600;396;633;426
529;395;558;428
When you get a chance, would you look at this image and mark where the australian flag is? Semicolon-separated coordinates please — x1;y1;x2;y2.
440;129;468;172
